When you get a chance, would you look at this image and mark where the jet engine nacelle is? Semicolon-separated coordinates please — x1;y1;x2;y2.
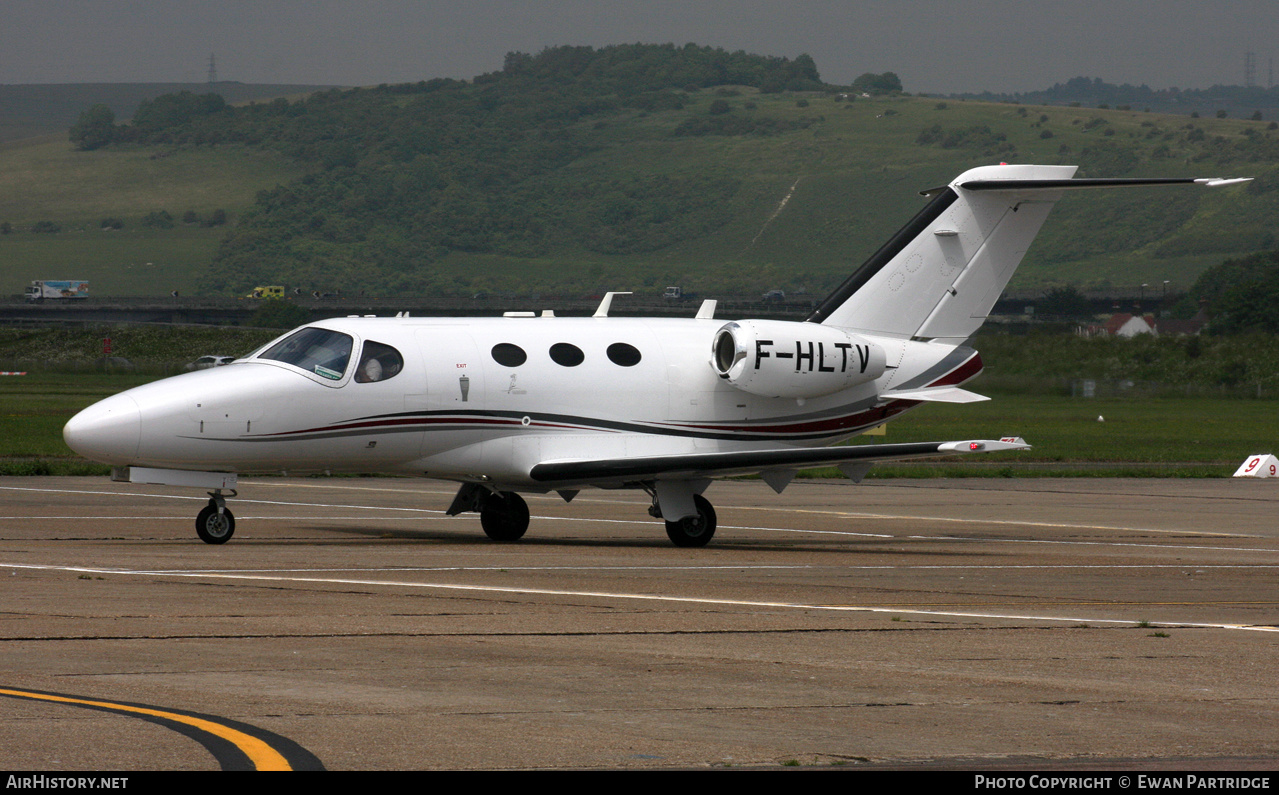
711;320;887;399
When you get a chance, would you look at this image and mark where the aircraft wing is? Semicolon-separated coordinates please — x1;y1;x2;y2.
528;438;1029;486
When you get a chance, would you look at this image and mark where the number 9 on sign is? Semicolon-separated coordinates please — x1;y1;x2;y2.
1233;454;1279;478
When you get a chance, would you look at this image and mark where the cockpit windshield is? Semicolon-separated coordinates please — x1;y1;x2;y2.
259;327;353;381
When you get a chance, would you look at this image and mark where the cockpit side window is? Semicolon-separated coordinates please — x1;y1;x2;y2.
354;340;404;383
259;327;354;381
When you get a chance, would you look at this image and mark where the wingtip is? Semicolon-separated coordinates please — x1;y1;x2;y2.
1195;177;1253;187
938;438;1031;453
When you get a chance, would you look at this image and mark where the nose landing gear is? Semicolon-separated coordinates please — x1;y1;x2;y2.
108;468;240;545
195;489;236;544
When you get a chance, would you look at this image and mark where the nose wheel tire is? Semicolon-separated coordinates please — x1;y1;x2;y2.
196;503;235;544
479;491;530;542
664;494;716;547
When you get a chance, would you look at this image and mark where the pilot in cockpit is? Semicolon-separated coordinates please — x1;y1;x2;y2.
354;341;403;383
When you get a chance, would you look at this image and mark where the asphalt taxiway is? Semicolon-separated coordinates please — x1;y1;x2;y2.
1;475;1277;770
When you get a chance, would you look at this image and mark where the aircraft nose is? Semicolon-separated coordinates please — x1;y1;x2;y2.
63;393;142;465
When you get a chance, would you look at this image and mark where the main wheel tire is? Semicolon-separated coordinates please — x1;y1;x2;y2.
664;494;716;548
479;491;530;542
196;503;235;544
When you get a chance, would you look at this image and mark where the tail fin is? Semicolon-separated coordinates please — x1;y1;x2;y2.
807;165;1249;342
807;164;1076;343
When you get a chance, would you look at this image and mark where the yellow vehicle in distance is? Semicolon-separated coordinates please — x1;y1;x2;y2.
245;286;286;300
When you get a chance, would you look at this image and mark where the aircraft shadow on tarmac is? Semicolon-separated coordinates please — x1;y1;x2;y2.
285;520;1011;557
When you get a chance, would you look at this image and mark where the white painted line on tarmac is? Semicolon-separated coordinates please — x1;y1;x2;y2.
0;515;464;526
815;509;1258;538
6;562;1274;575
3;560;1277;634
1;483;1274;550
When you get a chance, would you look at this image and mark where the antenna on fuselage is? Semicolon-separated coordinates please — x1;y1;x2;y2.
592;292;632;318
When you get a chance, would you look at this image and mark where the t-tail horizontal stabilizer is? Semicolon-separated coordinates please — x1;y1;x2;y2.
957;176;1252;192
880;386;989;404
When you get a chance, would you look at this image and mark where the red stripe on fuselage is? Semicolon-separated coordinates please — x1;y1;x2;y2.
927;352;983;387
256;416;591;438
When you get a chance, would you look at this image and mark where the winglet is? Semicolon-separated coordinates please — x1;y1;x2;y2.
938;438;1031;453
1195;177;1253;187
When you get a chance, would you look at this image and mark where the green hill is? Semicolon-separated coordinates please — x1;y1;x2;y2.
952;76;1279;120
0;135;305;295
0;82;346;143
2;46;1274;299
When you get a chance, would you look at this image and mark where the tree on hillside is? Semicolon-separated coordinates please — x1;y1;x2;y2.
850;72;903;95
1189;250;1279;334
129;91;228;137
69;104;116;150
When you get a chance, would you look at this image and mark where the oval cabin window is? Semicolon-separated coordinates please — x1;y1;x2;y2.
549;343;584;367
491;343;527;367
606;343;642;367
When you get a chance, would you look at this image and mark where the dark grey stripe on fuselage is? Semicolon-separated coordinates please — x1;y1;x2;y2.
892;346;977;390
805;187;959;324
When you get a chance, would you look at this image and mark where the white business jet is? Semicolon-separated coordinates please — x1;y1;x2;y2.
63;164;1247;547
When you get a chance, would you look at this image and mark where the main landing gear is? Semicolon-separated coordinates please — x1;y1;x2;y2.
447;481;717;547
446;483;530;542
195;489;236;544
651;493;718;548
478;491;530;542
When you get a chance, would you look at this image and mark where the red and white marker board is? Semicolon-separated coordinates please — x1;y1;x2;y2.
1233;454;1279;478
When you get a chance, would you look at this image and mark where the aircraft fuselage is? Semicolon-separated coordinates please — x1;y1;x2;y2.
66;315;973;491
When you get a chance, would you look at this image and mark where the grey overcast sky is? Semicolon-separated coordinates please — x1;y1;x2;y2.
4;1;1277;94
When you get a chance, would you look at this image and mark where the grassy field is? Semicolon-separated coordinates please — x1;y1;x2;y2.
0;227;227;296
0;325;280;372
0;136;302;224
0;137;305;296
0;371;152;474
844;394;1275;478
4;368;1273;477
